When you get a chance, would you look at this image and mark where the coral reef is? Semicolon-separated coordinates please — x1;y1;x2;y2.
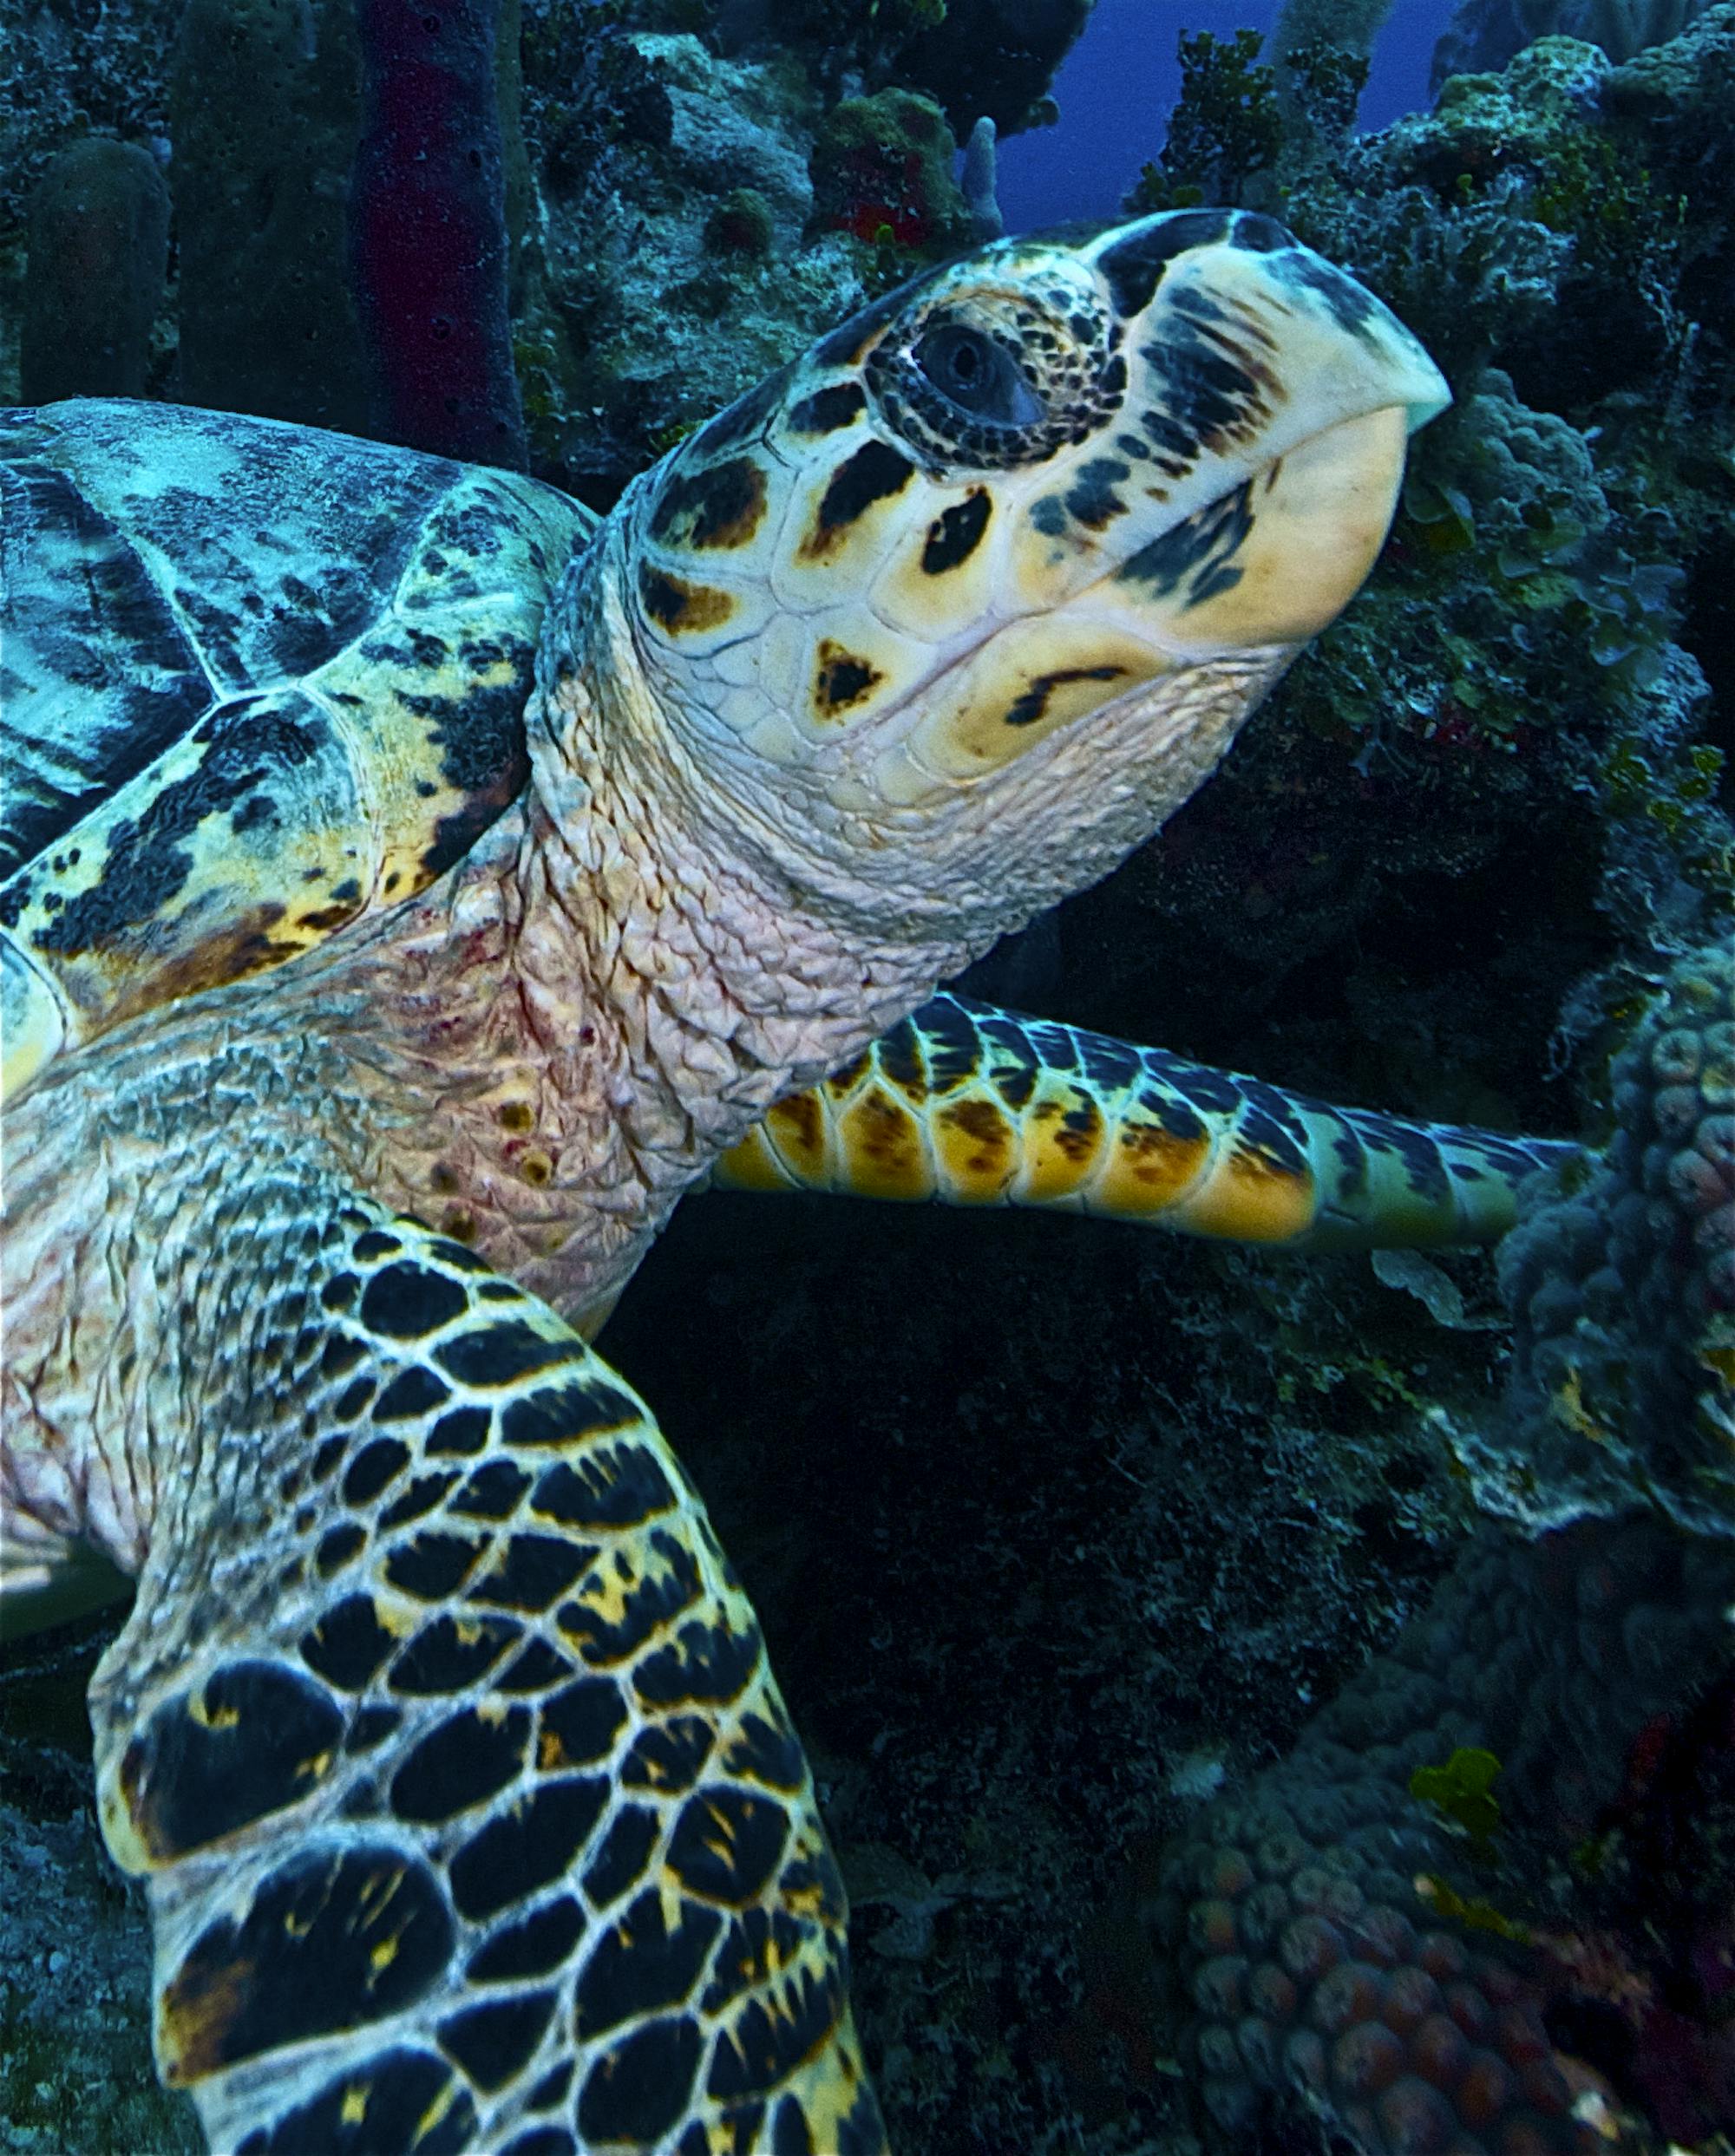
750;0;1091;138
1147;944;1735;2154
19;138;168;402
807;86;968;249
1431;0;1717;93
0;0;1090;488
0;7;1731;2155
168;0;531;447
1484;951;1735;1532
0;0;177;240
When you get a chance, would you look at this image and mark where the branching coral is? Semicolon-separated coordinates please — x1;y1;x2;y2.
1124;29;1282;212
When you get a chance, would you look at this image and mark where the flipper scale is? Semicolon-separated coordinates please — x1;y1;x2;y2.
88;1199;883;2156
713;993;1579;1251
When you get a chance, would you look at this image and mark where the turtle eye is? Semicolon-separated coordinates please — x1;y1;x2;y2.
913;323;1044;427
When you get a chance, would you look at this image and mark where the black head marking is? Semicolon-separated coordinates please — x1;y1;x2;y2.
788;382;868;435
1064;457;1132;532
799;441;914;560
921;488;992;574
813;643;882;717
1004;665;1125;728
1116;480;1256;608
638;565;735;637
1274;247;1384;338
648;457;767;552
1097;210;1238;319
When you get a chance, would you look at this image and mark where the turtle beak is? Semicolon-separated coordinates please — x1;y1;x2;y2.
894;217;1447;782
1077;210;1449;654
1000;209;1450;653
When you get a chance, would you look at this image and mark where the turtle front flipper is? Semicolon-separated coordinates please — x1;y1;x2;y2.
86;1202;884;2156
712;993;1578;1251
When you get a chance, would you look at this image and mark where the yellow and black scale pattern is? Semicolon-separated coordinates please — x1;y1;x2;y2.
715;992;1577;1250
93;1188;884;2156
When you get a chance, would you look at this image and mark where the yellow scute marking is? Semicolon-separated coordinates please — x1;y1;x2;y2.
713;1127;797;1192
766;1091;828;1181
837;1088;932;1200
1017;1090;1103;1200
1181;1147;1318;1241
1092;1119;1211;1215
933;1095;1016;1201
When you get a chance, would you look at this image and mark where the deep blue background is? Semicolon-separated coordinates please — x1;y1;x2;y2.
992;0;1449;231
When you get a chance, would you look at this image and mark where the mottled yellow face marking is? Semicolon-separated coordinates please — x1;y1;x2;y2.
619;207;1445;854
638;565;737;637
812;642;885;722
906;619;1172;782
795;441;915;567
648;455;769;552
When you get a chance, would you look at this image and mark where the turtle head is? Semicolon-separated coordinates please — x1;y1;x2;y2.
585;209;1447;945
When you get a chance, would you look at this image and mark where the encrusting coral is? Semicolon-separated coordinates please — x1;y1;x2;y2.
1149;942;1735;2153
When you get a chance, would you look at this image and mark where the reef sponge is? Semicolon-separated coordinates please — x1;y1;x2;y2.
169;0;370;434
20;138;168;403
808;88;970;252
350;0;527;467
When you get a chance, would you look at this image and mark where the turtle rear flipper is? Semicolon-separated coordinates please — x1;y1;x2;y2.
88;1200;882;2156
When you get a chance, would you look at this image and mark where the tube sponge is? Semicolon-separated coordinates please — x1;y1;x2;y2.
21;139;169;403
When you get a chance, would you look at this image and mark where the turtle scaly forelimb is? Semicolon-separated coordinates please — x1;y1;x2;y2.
711;994;1578;1251
76;1189;882;2155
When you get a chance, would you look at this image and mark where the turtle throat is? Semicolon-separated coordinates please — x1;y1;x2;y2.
516;530;985;1160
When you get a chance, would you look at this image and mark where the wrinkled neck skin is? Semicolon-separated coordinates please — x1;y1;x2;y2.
413;511;1289;1324
526;522;988;1164
246;522;998;1331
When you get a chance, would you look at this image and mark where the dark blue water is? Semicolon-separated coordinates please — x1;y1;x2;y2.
995;0;1448;231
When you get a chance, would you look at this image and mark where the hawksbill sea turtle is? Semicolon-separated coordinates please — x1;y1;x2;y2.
0;210;1577;2155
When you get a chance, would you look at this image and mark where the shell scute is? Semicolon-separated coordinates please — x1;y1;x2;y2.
0;402;594;1094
